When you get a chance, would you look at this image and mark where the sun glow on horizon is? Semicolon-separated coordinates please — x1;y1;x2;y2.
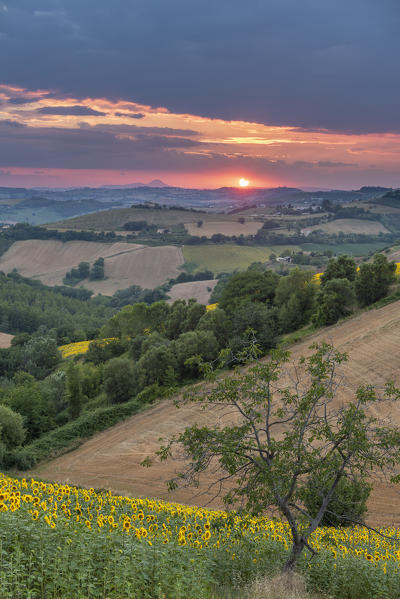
239;178;249;187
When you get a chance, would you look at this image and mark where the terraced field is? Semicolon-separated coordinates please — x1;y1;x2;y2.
34;299;400;526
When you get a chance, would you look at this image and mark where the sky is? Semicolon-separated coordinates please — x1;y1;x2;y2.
0;1;399;189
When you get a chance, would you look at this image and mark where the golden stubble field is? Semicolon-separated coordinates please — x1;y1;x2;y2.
0;240;184;294
34;300;400;527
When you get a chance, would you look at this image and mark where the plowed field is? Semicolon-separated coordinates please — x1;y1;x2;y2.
0;240;184;293
34;300;400;526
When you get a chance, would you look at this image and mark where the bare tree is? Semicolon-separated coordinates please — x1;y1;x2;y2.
148;342;400;571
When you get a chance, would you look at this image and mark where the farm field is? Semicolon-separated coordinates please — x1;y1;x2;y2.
50;206;250;231
34;298;400;528
167;279;217;304
302;218;390;235
0;332;13;348
2;472;399;599
185;220;263;237
0;239;184;292
183;243;301;274
300;241;389;256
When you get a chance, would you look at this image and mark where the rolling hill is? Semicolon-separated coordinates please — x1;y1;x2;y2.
34;298;400;527
0;240;184;293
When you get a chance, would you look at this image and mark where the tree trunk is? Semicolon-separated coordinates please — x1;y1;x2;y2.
283;541;304;572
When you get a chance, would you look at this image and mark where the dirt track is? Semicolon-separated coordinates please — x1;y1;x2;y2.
34;300;400;526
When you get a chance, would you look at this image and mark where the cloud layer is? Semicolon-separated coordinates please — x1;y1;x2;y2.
0;1;399;133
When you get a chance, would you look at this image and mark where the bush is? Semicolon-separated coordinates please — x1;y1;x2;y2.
0;404;25;450
303;474;371;527
7;398;142;469
103;357;135;404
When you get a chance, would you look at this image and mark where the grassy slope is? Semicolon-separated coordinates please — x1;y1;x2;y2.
183;243;301;274
50;206;245;230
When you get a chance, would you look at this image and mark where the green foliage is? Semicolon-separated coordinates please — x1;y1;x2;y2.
0;272;113;343
7;398;142;469
275;268;317;333
303;473;371;527
66;362;83;419
320;255;357;286
313;278;356;326
5;373;55;442
196;308;230;348
158;343;400;571
89;257;105;280
174;330;219;376
355;253;396;306
134;344;177;389
219;270;279;313
22;335;60;379
228;302;278;353
0;404;25;450
103;357;135;404
84;338;126;364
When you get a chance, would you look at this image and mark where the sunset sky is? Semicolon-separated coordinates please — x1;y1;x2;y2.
0;1;399;189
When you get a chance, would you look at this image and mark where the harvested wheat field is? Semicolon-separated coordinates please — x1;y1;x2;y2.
0;240;184;293
185;220;263;238
303;218;390;235
0;332;14;348
167;279;218;304
34;300;400;526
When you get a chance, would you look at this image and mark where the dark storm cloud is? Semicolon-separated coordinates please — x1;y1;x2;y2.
37;105;106;116
0;0;399;133
0;120;205;169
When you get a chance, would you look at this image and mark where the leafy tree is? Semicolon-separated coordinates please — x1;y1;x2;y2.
134;345;177;389
303;473;371;527
313;278;355;326
355;253;396;306
219;270;279;313
104;301;170;339
165;300;205;339
89;257;105;280
103;357;135;404
6;373;55;441
66;362;83;419
196;308;229;348
84;339;126;365
174;330;219;377
275;268;317;332
152;343;400;571
22;335;61;379
0;404;25;450
228;302;278;353
41;370;67;415
78;262;90;279
320;255;357;286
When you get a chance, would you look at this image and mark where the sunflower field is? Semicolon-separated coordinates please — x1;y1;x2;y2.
58;338;118;359
0;473;399;598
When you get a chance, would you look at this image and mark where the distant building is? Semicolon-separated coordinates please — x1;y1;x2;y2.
277;256;292;263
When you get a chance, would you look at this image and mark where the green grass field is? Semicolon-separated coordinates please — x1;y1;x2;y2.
51;206;244;231
299;242;389;256
183;244;301;274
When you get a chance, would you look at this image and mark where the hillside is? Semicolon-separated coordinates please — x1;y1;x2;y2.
0;239;184;293
34;298;400;527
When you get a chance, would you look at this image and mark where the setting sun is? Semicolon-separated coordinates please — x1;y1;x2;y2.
239;178;249;187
